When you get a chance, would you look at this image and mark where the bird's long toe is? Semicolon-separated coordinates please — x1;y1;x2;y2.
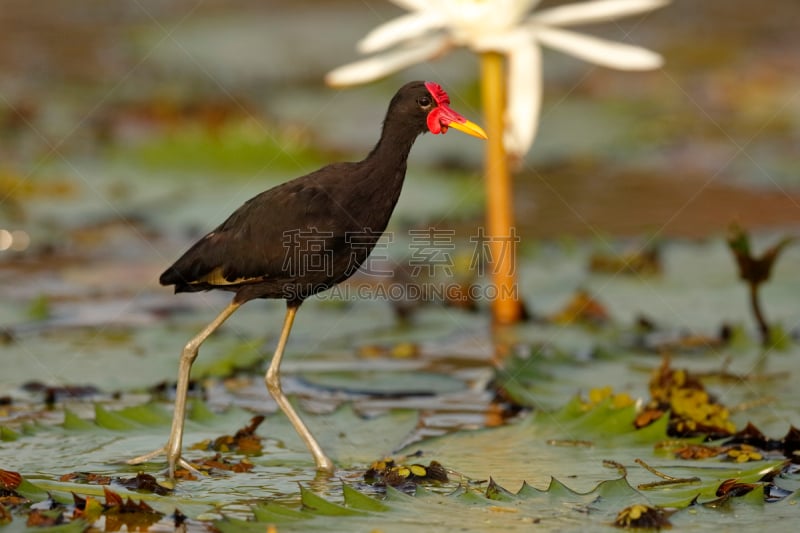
177;458;202;478
126;444;195;479
126;445;168;465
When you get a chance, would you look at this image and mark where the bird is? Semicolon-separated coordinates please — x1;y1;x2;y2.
128;81;487;478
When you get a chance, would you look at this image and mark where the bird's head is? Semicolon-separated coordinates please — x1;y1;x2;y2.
422;81;487;139
391;81;487;140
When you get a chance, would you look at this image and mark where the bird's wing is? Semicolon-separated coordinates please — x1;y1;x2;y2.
160;163;358;290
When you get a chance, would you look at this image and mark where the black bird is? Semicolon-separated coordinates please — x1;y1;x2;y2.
129;81;487;478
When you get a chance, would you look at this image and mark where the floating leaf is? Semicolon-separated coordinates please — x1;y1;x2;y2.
485;477;517;502
341;484;390;512
252;501;307;523
112;403;174;426
300;486;366;516
62;409;96;431
93;404;142;431
193;339;266;379
231;475;650;531
0;426;19;442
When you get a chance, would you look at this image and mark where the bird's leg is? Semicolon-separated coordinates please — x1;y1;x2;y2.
128;299;242;478
265;302;335;473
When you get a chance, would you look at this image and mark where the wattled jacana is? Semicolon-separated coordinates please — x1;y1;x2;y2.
128;81;487;478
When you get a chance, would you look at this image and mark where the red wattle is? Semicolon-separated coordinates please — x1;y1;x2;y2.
424;81;469;135
427;108;443;134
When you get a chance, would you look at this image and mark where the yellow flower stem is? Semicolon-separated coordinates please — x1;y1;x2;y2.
480;52;522;325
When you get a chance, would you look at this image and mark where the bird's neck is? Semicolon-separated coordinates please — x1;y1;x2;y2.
364;117;421;170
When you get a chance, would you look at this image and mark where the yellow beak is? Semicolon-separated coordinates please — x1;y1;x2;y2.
447;119;488;140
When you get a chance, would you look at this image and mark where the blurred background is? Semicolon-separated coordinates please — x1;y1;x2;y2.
1;0;800;387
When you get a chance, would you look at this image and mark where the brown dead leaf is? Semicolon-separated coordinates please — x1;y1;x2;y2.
721;423;800;458
716;478;758;497
117;473;171;495
549;289;610;326
60;471;170;496
102;487;164;532
202;415;265;454
0;471;27;508
0;494;28;507
26;509;65;528
782;426;800;455
0;469;22;490
103;486;124;508
59;472;112;485
673;444;727;460
72;494;103;523
634;409;665;429
589;246;662;276
173;467;199;481
724;422;767;447
194;453;255;473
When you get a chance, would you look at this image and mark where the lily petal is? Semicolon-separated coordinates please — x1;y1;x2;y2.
470;30;543;155
325;36;450;87
387;0;428;12
530;0;669;27
534;26;663;70
504;40;542;156
471;30;529;53
358;12;447;53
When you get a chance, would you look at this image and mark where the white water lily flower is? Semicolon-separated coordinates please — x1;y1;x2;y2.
326;0;668;156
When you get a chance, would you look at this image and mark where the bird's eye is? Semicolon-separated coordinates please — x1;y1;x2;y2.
417;96;432;109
